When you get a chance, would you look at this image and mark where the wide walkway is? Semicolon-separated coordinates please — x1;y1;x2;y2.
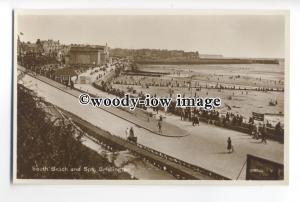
19;66;188;138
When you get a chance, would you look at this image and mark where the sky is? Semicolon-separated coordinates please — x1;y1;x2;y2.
17;14;286;58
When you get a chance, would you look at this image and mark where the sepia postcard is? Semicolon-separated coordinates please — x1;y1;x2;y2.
13;9;289;184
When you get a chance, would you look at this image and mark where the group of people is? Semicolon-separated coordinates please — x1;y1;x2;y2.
223;112;244;127
112;73;284;93
249;123;268;144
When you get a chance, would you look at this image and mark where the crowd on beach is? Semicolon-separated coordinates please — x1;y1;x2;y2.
112;74;284;92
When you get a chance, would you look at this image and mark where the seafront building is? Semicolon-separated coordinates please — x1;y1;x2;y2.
65;44;109;66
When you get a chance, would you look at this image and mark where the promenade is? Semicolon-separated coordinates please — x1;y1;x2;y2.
19;65;188;138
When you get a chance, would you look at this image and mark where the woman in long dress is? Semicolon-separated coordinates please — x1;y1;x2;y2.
227;137;233;153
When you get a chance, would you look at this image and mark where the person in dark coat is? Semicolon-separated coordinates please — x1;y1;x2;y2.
158;120;162;134
129;127;134;138
261;124;267;144
192;116;199;126
227;137;233;153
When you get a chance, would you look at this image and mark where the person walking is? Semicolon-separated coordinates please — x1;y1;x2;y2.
158;120;162;134
129;127;134;138
252;123;259;139
125;127;129;138
180;109;184;121
227;137;233;153
261;124;267;144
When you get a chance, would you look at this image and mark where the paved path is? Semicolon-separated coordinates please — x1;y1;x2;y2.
18;67;284;179
19;66;188;138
